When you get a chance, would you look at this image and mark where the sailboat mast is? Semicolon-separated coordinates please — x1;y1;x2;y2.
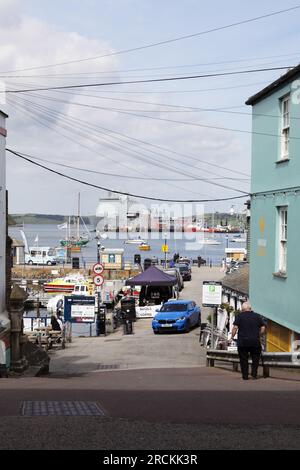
77;192;80;240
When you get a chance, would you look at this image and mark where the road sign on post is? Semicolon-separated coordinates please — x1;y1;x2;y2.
93;263;104;275
93;274;104;286
202;281;222;307
202;281;222;349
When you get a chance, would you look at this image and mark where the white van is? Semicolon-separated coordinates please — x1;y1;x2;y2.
25;247;57;265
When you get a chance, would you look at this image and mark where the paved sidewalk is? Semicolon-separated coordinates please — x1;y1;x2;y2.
1;367;300;449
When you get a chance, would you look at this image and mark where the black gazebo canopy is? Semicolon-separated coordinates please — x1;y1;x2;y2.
126;265;176;286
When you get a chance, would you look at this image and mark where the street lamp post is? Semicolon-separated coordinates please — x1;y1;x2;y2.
96;237;107;336
97;240;101;263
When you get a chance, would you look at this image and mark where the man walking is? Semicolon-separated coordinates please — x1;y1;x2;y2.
231;302;266;380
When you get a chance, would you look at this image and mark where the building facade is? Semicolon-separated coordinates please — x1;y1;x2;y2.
0;109;10;371
246;65;300;352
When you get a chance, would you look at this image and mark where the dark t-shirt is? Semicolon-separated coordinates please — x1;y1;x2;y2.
233;311;265;348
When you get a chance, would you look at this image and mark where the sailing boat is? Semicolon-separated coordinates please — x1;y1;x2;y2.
201;211;221;245
59;193;91;248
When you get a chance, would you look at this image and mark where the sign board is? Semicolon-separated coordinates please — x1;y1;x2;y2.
93;263;104;275
64;296;95;323
202;281;222;307
162;244;169;253
93;274;104;286
136;304;160;318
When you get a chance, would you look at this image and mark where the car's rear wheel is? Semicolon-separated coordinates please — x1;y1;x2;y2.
185;320;190;333
197;314;201;327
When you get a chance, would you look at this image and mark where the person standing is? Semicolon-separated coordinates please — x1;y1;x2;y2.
231;301;266;380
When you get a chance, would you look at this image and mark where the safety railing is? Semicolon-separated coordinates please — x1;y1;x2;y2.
206;349;300;377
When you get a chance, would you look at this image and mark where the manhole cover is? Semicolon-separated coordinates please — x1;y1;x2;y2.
22;401;105;416
97;364;120;370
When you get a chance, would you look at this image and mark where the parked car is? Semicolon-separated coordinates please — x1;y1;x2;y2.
175;263;192;281
152;300;201;334
163;267;184;292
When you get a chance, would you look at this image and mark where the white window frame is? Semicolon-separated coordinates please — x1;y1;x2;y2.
280;95;290;160
278;206;288;273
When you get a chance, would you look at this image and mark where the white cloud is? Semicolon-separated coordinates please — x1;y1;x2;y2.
1;8;250;215
0;0;22;28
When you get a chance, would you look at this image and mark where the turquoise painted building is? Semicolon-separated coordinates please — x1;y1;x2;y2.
246;65;300;352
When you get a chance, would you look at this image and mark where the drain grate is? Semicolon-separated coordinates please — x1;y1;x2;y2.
22;401;105;416
97;364;120;370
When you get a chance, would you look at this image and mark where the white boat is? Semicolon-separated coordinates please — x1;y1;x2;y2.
231;236;246;243
124;238;147;245
201;238;221;245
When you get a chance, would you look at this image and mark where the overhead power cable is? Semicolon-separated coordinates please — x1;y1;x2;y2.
7;96;222;198
1;5;299;73
8;95;248;195
12;150;250;182
6;148;250;203
1;51;300;78
7;92;250;180
21;88;300;121
2;66;294;93
11;85;300;142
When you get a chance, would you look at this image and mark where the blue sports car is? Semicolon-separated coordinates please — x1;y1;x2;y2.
152;300;201;334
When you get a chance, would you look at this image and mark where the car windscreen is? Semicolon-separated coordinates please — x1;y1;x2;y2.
177;266;189;272
160;304;187;312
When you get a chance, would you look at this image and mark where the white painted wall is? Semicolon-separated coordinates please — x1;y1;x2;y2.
0;111;7;315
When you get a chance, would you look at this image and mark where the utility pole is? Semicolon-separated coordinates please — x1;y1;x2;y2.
95;239;105;336
164;232;167;268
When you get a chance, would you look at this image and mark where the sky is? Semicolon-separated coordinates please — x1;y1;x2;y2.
1;0;300;216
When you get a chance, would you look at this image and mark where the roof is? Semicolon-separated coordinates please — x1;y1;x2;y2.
126;265;176;286
246;64;300;106
222;264;249;296
12;238;24;247
165;299;190;304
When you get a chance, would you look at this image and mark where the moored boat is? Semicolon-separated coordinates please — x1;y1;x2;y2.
44;274;85;293
139;243;151;251
201;238;221;245
124;238;147;244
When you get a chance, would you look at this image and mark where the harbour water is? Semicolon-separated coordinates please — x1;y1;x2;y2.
10;224;246;337
9;224;246;267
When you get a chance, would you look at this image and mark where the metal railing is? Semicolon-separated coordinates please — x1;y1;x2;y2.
206;349;300;377
199;324;228;349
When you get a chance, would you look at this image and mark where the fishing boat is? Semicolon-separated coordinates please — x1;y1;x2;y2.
139;242;151;251
59;193;91;248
